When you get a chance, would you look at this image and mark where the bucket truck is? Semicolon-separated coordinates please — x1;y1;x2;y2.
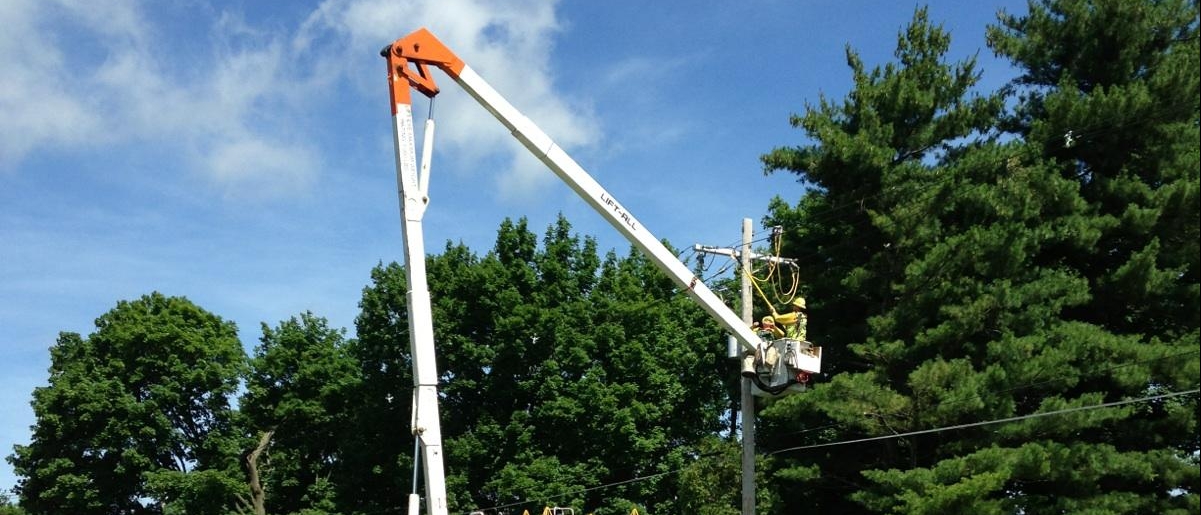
380;28;822;515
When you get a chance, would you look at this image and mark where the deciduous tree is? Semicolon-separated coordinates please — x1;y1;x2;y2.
240;313;359;515
346;216;732;514
9;293;246;515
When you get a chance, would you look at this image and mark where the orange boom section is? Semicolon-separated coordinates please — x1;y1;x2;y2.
381;28;466;112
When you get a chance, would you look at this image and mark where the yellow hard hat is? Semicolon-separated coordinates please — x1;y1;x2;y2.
761;315;775;324
791;297;807;310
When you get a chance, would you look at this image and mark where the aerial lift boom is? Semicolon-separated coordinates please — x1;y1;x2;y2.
381;28;820;515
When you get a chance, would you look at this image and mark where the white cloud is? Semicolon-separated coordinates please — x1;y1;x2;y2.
207;139;317;197
0;0;594;199
0;0;103;165
0;1;318;196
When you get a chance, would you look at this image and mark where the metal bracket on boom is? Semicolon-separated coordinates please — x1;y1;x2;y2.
381;28;464;107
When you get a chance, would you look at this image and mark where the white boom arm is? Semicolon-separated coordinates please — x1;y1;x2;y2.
381;28;819;515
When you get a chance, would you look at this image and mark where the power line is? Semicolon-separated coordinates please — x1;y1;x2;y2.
462;78;1198;515
461;386;1199;514
767;388;1200;456
773;347;1201;438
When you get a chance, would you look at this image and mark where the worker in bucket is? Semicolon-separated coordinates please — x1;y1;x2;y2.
771;297;808;342
757;315;784;340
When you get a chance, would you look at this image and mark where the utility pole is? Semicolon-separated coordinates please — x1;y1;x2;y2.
695;220;800;515
694;219;797;515
739;218;754;515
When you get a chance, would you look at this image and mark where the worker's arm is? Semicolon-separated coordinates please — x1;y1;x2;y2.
773;312;798;325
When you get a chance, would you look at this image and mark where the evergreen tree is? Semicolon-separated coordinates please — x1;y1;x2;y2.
759;7;1003;379
757;9;1003;511
758;4;1199;514
988;0;1200;344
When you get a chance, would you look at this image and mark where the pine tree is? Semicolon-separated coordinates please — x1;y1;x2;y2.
757;3;1199;513
757;9;1004;511
989;0;1200;345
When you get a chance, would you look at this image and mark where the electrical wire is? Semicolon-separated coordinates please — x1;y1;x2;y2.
745;262;799;307
690;229;801;310
767;387;1200;456
772;347;1201;438
702;260;737;284
384;44;1197;515
741;226;802;306
461;385;1199;514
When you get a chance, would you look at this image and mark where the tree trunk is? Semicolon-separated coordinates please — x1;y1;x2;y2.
244;429;273;515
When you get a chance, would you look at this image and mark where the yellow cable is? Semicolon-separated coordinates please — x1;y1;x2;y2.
745;267;779;316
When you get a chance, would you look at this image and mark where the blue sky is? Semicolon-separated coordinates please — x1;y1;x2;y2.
0;0;1027;494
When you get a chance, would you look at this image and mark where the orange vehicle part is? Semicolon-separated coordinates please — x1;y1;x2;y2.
381;28;465;110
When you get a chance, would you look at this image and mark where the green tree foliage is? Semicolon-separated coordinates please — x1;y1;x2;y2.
988;0;1200;341
8;293;246;515
240;313;359;515
349;216;735;514
758;3;1199;514
674;437;777;515
13;5;1194;515
760;7;1004;378
0;492;26;515
336;262;418;515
